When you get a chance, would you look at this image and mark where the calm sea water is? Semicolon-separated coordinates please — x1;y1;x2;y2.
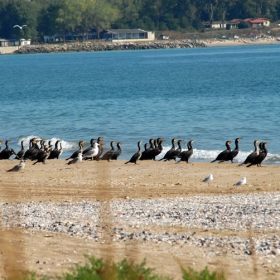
0;44;280;164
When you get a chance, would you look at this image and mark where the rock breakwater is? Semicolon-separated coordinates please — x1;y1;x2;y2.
14;40;207;54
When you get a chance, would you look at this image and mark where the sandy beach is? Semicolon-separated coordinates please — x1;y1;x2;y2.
206;37;280;47
0;159;280;279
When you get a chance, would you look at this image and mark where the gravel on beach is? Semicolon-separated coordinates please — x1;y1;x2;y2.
2;192;280;258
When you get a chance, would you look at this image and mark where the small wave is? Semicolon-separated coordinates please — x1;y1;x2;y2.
18;136;76;150
156;147;280;164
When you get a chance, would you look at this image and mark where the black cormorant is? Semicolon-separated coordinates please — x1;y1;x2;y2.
111;142;122;160
67;152;83;165
211;140;232;163
48;140;63;159
0;140;17;160
167;139;183;161
239;140;260;166
226;137;242;163
177;140;194;163
15;140;25;159
159;138;177;161
33;147;51;165
101;141;116;161
83;138;96;155
24;138;39;160
125;141;142;164
247;142;268;167
66;140;85;160
140;138;155;160
149;138;165;160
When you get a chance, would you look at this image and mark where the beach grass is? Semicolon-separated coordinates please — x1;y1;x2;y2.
7;256;225;280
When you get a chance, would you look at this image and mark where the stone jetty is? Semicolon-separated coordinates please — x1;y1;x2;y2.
14;40;207;54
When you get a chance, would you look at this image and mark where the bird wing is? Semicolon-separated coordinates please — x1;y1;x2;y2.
13;25;20;28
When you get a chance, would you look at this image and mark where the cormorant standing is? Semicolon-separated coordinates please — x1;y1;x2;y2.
7;159;25;172
149;138;165;160
0;140;17;160
211;141;232;163
83;143;99;160
157;138;165;152
125;141;142;164
140;142;150;160
24;138;39;160
48;140;53;151
48;140;63;159
67;152;83;165
168;139;183;161
226;137;242;163
83;138;96;155
247;142;268;167
66;140;85;160
159;138;177;161
39;139;46;151
140;138;154;160
111;142;123;160
177;140;194;163
33;147;51;165
101;141;116;161
15;140;25;160
239;140;260;166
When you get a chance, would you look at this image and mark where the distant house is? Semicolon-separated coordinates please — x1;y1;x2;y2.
160;34;169;40
0;38;31;46
226;19;241;29
250;18;270;28
100;29;155;42
203;21;227;29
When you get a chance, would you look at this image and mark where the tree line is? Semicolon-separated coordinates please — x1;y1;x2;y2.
1;0;280;41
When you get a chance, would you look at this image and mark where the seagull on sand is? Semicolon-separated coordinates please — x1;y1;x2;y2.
202;174;213;183
233;177;247;186
7;159;25;172
13;25;27;29
67;152;82;165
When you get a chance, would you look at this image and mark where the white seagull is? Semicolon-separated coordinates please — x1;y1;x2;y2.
233;177;247;186
13;25;27;29
7;159;25;172
82;143;99;161
202;174;213;183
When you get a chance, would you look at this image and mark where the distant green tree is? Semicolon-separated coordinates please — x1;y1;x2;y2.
56;0;82;42
37;2;63;40
90;0;119;37
111;0;141;29
0;0;38;40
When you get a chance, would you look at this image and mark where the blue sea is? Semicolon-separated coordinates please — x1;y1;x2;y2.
1;44;280;164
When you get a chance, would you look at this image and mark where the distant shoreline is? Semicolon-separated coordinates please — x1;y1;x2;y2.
1;37;279;55
205;37;280;47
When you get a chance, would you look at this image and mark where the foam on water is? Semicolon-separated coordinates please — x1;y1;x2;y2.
155;146;280;165
18;136;76;150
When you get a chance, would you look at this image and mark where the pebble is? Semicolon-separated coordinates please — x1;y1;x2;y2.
1;192;280;259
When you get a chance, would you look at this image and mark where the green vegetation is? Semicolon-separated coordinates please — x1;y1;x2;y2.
8;256;226;280
182;267;226;280
0;0;280;41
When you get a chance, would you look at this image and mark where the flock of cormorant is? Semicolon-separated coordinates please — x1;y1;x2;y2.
0;136;269;172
